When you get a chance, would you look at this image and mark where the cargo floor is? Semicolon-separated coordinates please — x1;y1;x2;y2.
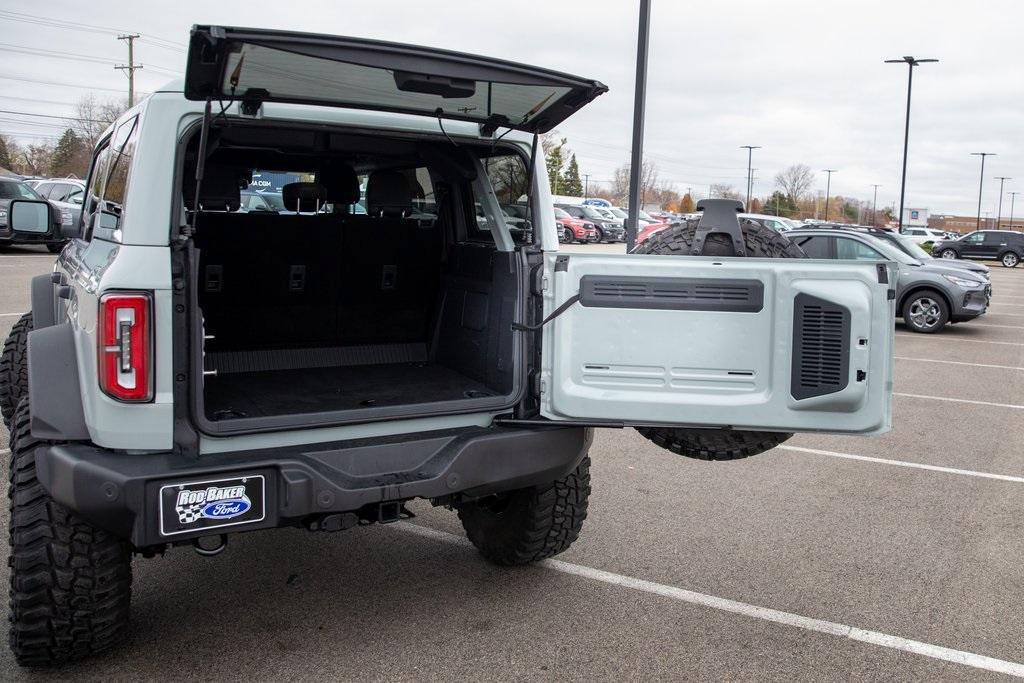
203;362;499;420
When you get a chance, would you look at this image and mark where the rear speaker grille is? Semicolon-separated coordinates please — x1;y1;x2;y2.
791;294;850;400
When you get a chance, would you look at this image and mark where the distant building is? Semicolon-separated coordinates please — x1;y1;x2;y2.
901;207;929;227
929;215;1024;233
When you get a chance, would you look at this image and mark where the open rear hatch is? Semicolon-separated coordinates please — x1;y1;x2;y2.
185;25;608;134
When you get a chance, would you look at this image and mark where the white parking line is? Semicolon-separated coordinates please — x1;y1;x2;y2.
984;312;1024;317
779;445;1024;484
0;312;24;318
969;323;1024;330
895;392;1024;410
895;333;1024;346
397;522;1024;678
894;356;1023;371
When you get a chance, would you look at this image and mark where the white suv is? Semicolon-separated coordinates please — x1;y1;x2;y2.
0;25;895;666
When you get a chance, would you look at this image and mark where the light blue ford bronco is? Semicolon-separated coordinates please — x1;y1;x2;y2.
0;25;894;665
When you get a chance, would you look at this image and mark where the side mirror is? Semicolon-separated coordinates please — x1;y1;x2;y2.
7;200;53;234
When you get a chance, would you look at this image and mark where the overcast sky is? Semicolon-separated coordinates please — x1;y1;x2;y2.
2;0;1021;216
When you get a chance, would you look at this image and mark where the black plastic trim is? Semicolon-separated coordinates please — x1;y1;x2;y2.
26;323;89;440
791;293;851;400
30;274;56;329
579;275;764;312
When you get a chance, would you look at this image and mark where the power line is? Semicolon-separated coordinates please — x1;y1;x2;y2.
0;109;108;123
0;74;147;94
0;9;186;51
0;42;181;75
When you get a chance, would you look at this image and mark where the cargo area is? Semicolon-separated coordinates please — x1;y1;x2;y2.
184;123;530;431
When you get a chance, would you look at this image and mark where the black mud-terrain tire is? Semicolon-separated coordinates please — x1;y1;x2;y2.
631;218;803;460
8;399;133;666
458;456;591;566
0;312;32;428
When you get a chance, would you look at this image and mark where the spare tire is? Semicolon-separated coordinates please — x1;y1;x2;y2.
631;217;805;460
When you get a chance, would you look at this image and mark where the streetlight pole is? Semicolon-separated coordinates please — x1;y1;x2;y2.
625;0;651;252
970;153;996;231
885;56;937;230
822;169;836;221
871;184;881;225
994;177;1011;229
582;173;590;199
740;145;760;212
1008;191;1019;231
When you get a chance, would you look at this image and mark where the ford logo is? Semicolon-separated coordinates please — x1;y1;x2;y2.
201;498;251;519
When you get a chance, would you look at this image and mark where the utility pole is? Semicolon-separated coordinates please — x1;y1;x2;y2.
625;0;651;252
885;56;937;229
994;176;1011;229
740;145;760;212
871;184;881;225
582;173;590;199
822;169;836;222
115;34;143;107
970;152;995;230
1008;191;1019;231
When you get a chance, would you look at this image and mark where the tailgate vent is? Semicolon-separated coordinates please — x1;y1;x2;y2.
580;276;763;312
791;294;850;400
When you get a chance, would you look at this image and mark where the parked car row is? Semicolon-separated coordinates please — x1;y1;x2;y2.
931;230;1024;268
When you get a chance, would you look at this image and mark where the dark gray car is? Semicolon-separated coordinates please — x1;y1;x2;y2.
788;228;991;333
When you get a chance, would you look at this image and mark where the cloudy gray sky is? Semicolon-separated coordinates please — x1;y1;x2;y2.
2;0;1021;217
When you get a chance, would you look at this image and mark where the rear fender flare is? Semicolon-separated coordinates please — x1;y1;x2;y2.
27;323;89;441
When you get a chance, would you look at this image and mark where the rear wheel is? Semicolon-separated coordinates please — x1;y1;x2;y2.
940;249;957;260
458;456;590;566
0;312;32;429
1000;251;1020;268
7;399;133;666
631;219;803;460
594;227;605;243
902;289;948;333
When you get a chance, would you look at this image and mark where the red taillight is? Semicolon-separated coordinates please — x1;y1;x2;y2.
98;292;153;402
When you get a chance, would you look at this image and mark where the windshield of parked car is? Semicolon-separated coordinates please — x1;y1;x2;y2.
0;181;42;200
554;207;571;219
891;233;934;260
867;235;919;265
607;207;628;219
580;206;607;220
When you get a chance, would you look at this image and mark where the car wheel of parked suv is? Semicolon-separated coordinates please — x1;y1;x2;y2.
458;456;590;566
7;399;133;666
630;218;805;460
902;290;949;333
562;227;573;243
940;249;958;260
1001;252;1020;268
0;311;31;429
594;227;605;243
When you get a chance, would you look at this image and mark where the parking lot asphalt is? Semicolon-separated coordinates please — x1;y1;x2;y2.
0;243;1022;679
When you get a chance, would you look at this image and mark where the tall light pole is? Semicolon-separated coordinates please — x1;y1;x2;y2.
1008;191;1019;231
970;153;996;230
994;176;1011;229
625;0;651;251
822;169;836;221
582;173;591;199
871;184;881;225
740;145;760;212
885;56;937;229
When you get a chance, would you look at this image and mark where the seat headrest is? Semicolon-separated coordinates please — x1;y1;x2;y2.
282;182;327;213
317;164;360;205
366;170;413;218
184;165;248;212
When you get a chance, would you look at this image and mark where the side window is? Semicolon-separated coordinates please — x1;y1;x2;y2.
836;238;883;260
471;152;531;245
983;232;1004;244
81;141;112;240
793;236;832;259
102;116;140;212
963;232;983;243
35;182;54;198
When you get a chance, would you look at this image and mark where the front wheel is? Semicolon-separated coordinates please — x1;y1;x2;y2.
561;228;573;244
458;456;590;566
940;249;958;260
594;227;605;243
7;400;133;666
1000;252;1020;268
0;311;32;428
902;290;949;333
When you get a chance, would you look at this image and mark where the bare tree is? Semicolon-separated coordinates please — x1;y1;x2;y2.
20;142;55;176
74;94;126;148
774;164;814;203
710;183;742;200
611;160;659;206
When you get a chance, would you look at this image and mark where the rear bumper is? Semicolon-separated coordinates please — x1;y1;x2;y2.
34;424;592;548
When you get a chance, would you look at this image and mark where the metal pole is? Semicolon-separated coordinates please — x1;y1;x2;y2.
871;184;881;225
626;0;651;252
115;34;142;107
1008;192;1018;230
582;173;590;199
822;169;836;221
971;153;995;230
994;177;1011;229
740;145;760;212
885;57;937;229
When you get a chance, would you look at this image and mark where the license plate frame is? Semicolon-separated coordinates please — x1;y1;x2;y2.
158;474;266;537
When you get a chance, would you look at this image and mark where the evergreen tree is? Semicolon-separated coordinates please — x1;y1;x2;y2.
50;129;83;177
0;135;13;171
545;137;566;195
764;190;797;217
562;154;584;196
